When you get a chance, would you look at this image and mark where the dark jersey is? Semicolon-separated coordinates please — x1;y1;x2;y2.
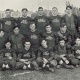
61;14;77;33
17;17;32;36
17;48;35;61
49;15;61;32
55;44;71;56
42;32;56;48
72;45;80;58
0;48;16;59
34;15;49;33
57;31;71;43
9;34;24;50
1;17;17;33
27;30;40;49
38;46;55;60
0;34;7;50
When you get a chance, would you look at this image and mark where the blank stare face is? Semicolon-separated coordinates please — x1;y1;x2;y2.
14;27;19;34
5;11;11;17
60;25;67;32
78;27;80;32
75;38;80;45
29;23;36;30
22;10;28;17
66;7;72;14
0;31;4;37
24;42;31;49
46;25;52;31
52;7;58;15
38;8;44;16
41;40;47;47
5;42;11;48
59;40;65;46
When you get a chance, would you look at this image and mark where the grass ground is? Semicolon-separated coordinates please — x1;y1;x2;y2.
0;67;80;80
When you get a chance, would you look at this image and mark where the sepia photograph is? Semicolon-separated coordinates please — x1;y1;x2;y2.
0;0;80;80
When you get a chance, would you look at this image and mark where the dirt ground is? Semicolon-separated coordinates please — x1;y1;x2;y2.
0;67;80;80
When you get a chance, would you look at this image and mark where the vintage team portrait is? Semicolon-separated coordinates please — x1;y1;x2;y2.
0;0;80;80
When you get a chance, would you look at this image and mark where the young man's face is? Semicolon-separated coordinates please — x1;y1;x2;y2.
0;31;4;37
29;24;36;31
22;10;27;17
14;27;19;35
59;40;65;46
75;38;80;45
52;8;58;16
78;27;80;32
66;8;72;14
46;25;52;32
24;42;31;49
38;8;44;16
60;26;67;33
5;11;11;17
41;40;47;48
5;42;11;48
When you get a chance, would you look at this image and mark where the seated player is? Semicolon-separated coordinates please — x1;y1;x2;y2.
42;24;57;49
57;23;72;45
72;38;80;66
15;40;38;70
0;30;7;50
0;40;16;70
55;39;75;69
27;22;40;59
36;39;57;72
9;26;24;56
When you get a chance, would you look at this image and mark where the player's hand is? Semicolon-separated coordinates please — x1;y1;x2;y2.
59;60;63;65
65;60;69;64
43;58;48;64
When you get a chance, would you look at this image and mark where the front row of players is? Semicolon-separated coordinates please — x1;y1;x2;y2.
0;22;80;72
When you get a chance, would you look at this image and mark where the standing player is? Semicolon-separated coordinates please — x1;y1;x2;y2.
27;22;40;59
17;8;32;37
1;9;17;38
49;7;61;32
62;6;78;34
34;7;49;34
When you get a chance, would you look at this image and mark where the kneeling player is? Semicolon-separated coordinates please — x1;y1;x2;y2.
16;40;38;70
36;39;57;72
0;40;16;70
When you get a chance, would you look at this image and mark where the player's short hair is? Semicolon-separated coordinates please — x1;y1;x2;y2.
22;8;28;11
66;6;72;10
60;23;66;28
13;26;19;30
38;7;43;10
6;9;11;11
52;7;58;10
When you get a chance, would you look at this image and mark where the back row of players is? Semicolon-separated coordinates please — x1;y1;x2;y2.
0;6;80;72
